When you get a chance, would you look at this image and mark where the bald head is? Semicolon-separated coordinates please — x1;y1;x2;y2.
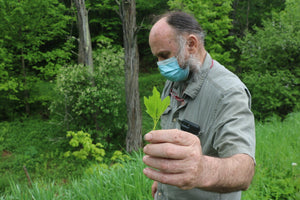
149;17;180;61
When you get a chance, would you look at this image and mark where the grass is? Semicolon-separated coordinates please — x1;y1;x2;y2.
242;113;300;199
0;117;83;194
2;151;153;200
1;112;299;199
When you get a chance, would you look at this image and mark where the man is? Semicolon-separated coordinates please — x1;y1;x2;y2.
143;11;256;200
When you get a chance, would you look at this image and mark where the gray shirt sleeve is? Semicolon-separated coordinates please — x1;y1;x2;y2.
212;85;256;160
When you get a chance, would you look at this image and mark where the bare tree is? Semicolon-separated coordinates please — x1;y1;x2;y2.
118;0;142;152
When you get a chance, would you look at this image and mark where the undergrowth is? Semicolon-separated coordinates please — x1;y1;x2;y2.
1;112;299;199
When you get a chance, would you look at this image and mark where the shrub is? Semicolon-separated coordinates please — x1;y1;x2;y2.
242;70;298;120
50;43;127;147
64;131;105;162
237;0;300;120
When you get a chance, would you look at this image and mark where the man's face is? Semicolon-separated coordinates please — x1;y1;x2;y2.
149;18;182;62
149;18;201;73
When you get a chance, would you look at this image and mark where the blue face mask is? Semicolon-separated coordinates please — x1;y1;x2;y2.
157;57;189;82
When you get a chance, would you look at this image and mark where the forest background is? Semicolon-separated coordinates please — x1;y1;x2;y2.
0;0;299;199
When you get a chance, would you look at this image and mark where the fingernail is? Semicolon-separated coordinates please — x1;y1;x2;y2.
142;155;148;163
144;133;152;141
143;168;149;175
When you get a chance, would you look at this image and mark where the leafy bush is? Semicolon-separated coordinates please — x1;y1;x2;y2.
242;70;298;120
237;0;300;120
0;0;74;120
238;0;300;74
50;43;127;147
64;131;105;162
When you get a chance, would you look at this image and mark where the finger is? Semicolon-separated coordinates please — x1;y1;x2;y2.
151;181;158;198
143;155;189;173
143;143;191;159
144;129;198;146
143;168;194;190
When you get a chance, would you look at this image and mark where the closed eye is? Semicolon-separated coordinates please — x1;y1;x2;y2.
156;51;171;60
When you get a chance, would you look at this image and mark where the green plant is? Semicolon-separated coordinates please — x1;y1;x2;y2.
2;151;153;200
144;86;170;130
64;131;105;162
242;70;298;120
0;0;74;120
50;42;127;147
1;113;299;199
242;112;300;199
237;0;300;120
110;150;130;163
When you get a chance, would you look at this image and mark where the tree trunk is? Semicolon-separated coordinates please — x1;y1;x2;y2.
119;0;142;152
74;0;94;73
74;0;99;132
246;0;250;31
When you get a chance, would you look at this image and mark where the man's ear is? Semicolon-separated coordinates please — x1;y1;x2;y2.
187;34;199;54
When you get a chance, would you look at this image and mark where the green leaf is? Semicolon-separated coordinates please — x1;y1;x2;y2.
144;87;170;130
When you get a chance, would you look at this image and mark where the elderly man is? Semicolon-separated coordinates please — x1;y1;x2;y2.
143;11;256;200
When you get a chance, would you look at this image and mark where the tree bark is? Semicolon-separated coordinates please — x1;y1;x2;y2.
119;0;142;152
74;0;99;132
74;0;94;73
246;0;250;31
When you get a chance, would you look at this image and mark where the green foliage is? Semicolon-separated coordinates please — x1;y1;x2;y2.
0;117;131;194
238;0;300;74
168;0;235;70
50;43;127;147
144;87;170;130
110;150;130;163
86;0;122;45
243;112;300;199
0;0;75;120
237;0;300;120
242;71;298;120
64;131;105;162
0;117;82;193
2;151;153;200
231;0;286;37
2;112;300;199
139;72;166;133
139;72;166;98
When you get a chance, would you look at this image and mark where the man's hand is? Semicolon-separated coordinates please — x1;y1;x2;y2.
143;129;255;192
143;129;204;190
